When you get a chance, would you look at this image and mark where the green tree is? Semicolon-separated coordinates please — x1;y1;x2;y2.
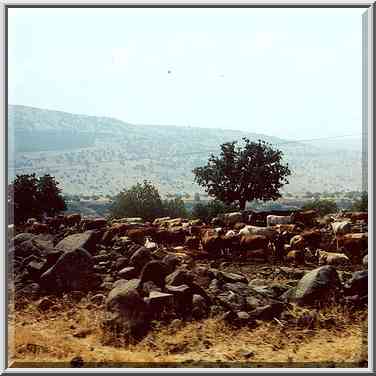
302;199;338;216
109;180;164;221
351;192;368;212
11;174;39;224
37;174;66;217
193;138;291;211
191;200;237;222
163;197;188;218
10;173;66;224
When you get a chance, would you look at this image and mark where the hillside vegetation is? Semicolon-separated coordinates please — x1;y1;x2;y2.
8;105;362;196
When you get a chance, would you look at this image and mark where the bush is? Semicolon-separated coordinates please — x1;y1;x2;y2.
109;180;164;222
163;197;188;218
302;199;338;216
351;192;368;212
191;200;237;222
9;173;66;225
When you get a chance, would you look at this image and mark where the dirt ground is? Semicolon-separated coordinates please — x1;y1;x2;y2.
8;260;368;369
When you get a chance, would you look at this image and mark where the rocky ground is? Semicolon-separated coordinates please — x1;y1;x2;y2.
8;225;368;368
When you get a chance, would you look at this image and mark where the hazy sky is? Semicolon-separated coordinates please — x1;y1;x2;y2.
8;7;365;140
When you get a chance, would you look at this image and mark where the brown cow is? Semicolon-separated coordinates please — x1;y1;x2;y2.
201;229;224;257
101;223;130;245
338;233;368;264
239;235;269;259
292;210;317;227
350;212;368;223
65;213;81;227
126;227;156;245
286;250;305;265
300;229;322;249
29;223;49;234
81;218;107;231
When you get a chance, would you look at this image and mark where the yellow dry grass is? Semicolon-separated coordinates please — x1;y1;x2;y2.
9;298;367;368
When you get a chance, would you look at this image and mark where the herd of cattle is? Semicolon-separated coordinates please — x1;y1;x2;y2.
8;209;368;268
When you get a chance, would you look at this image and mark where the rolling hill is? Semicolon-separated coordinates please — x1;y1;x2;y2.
8;105;363;197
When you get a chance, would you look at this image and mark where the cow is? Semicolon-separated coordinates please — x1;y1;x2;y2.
266;215;293;227
290;235;305;250
8;224;14;242
126;227;156;245
350;212;368;223
101;223;130;245
46;216;65;233
29;223;48;235
184;235;200;250
239;225;277;241
64;213;81;228
26;218;37;225
239;235;269;260
316;250;350;267
218;212;242;227
291;210;317;227
338;233;368;264
112;217;143;225
201;229;224;257
286;250;305;265
81;218;108;231
144;237;158;250
300;229;322;250
331;221;352;250
152;217;171;226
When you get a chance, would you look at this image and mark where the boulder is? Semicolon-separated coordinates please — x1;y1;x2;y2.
344;270;368;299
39;248;96;293
165;284;193;315
129;247;152;272
11;233;34;246
104;279;150;341
165;269;194;286
283;265;342;306
163;254;181;274
118;267;137;280
55;230;101;254
363;255;368;268
144;291;174;318
139;260;168;289
192;294;209;319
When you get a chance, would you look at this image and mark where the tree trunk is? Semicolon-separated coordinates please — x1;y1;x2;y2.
239;198;246;211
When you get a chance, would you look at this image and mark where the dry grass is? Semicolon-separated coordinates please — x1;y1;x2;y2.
9;296;367;368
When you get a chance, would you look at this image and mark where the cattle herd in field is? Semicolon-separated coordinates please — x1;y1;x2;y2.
9;208;368;267
8;208;368;343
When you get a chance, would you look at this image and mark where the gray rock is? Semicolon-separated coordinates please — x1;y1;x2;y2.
39;247;96;293
165;284;193;315
344;270;368;299
129;247;152;272
144;291;174;318
283;265;342;306
192;294;209;319
140;260;168;289
163;254;181;274
165;269;194;286
118;267;137;280
55;230;101;254
104;279;150;341
363;255;368;268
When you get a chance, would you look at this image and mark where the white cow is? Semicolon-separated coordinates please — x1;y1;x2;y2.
239;225;277;240
8;224;14;242
266;215;293;227
144;237;157;250
331;221;352;235
316;250;350;266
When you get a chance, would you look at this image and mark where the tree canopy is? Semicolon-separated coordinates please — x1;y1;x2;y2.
302;199;338;216
109;180;188;221
351;192;368;212
193;138;291;211
9;173;66;224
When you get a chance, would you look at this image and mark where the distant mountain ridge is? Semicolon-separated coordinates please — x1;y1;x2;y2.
8;105;363;196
